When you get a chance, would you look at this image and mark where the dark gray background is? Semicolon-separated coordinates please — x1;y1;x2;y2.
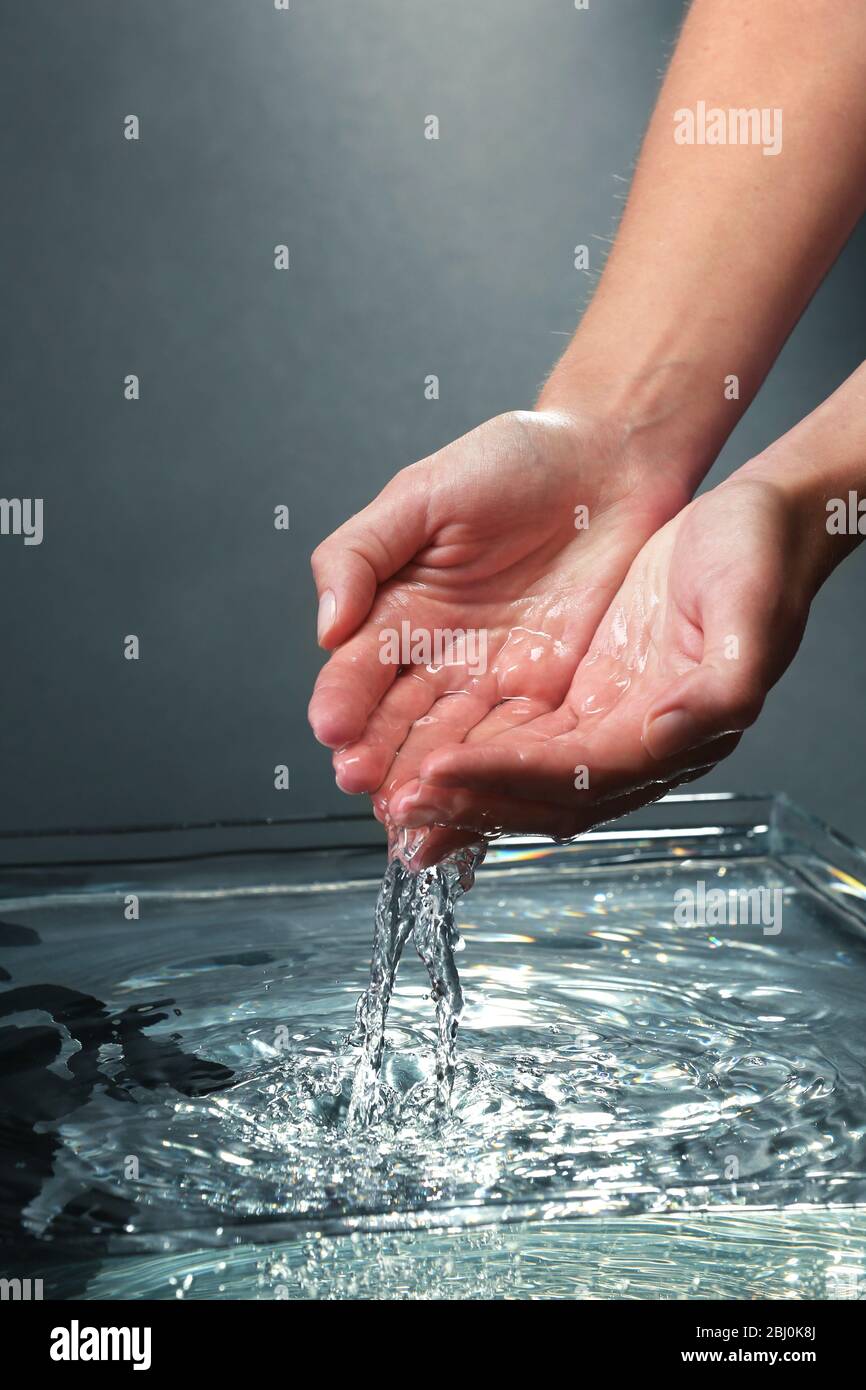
2;0;864;842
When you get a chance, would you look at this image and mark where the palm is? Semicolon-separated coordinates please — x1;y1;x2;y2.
388;475;810;849
309;411;688;813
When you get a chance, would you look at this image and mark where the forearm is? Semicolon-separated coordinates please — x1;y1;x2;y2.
539;0;866;486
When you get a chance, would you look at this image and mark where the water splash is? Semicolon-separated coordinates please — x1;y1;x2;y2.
7;842;866;1291
347;828;484;1128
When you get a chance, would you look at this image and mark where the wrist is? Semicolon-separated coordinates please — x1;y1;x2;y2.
735;443;865;596
536;321;743;497
733;360;866;591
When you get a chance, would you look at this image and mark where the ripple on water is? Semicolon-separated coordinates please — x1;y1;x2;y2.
3;851;866;1277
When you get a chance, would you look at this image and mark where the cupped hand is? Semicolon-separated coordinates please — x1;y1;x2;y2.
387;470;814;845
308;409;690;828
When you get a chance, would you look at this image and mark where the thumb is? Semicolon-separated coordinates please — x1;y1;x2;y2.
310;469;431;649
642;577;794;762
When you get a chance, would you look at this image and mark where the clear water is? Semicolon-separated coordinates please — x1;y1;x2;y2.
348;836;480;1127
3;829;866;1299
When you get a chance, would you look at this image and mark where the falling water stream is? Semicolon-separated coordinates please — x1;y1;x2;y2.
347;830;483;1127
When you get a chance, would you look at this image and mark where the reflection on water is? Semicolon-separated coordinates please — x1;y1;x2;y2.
2;844;866;1299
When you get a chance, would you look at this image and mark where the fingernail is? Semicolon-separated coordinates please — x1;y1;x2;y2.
644;709;700;760
317;589;336;643
334;757;359;792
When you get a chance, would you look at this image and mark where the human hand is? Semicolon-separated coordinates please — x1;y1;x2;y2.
308;408;691;827
387;467;819;845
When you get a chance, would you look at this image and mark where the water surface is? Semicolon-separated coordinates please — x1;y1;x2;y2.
2;835;866;1297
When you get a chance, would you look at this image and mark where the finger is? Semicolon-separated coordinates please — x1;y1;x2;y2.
332;669;439;793
395;826;486;871
372;677;500;816
307;624;399;748
336;643;540;796
391;759;722;840
398;728;741;812
376;652;579;818
388;779;587;839
462;694;556;745
372;693;554;807
310;469;430;650
414;735;586;804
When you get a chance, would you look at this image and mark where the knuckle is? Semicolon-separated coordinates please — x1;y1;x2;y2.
310;541;329;577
